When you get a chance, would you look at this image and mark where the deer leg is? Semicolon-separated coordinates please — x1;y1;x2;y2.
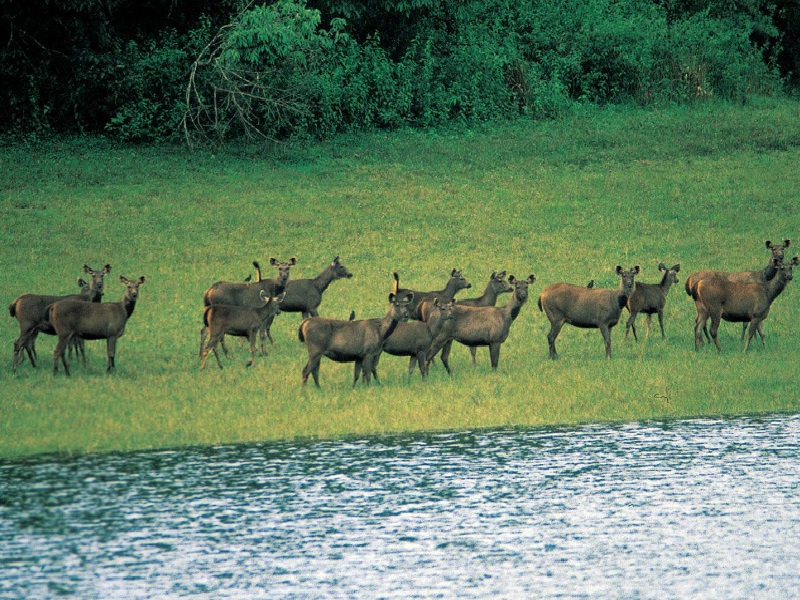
599;324;612;358
657;311;665;339
743;320;761;353
709;314;722;353
440;339;454;375
547;320;564;359
353;360;363;387
199;326;208;358
741;322;747;341
625;313;637;341
76;338;87;368
469;346;478;366
265;316;275;346
644;314;653;340
758;321;766;347
302;353;322;387
489;343;501;370
694;308;708;351
247;332;257;368
106;337;118;372
53;334;72;376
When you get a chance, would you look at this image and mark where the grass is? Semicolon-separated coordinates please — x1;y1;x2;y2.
2;97;800;459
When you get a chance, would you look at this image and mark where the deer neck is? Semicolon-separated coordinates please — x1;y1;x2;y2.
507;291;527;322
123;294;138;318
379;312;401;343
313;266;336;293
766;273;788;303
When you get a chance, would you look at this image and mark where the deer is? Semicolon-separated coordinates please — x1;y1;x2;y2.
50;275;145;375
10;264;112;372
298;289;415;388
392;269;471;320
538;266;640;359
693;257;798;352
426;274;536;374
686;240;790;342
202;257;296;354
200;291;284;369
370;297;456;380
625;262;681;341
440;270;513;366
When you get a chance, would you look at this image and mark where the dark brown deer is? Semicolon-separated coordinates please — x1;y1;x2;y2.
538;266;640;359
371;297;456;380
10;264;111;372
50;275;145;375
426;274;536;373
261;256;354;350
393;269;471;320
625;262;680;341
298;290;414;387
200;291;284;369
686;240;789;342
693;257;798;352
202;257;296;353
441;270;513;366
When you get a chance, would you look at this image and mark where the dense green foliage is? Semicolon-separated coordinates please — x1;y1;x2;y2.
1;0;795;142
2;99;799;458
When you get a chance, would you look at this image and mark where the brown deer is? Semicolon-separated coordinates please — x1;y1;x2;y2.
393;269;471;320
200;291;284;369
298;289;415;387
426;274;536;373
538;266;640;359
686;240;789;342
371;297;456;380
693;257;798;352
625;262;680;340
202;257;296;353
50;275;145;375
10;264;111;372
445;270;513;366
259;256;353;345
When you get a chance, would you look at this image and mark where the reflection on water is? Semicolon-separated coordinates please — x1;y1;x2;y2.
2;415;800;599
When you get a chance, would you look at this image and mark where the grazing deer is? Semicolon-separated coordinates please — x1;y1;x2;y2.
200;291;284;369
10;264;111;372
427;274;536;373
202;257;296;353
50;275;145;375
393;269;471;320
538;266;640;359
693;257;798;352
372;297;456;380
298;290;415;387
625;262;680;340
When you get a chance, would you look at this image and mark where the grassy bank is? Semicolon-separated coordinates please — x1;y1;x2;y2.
2;98;800;459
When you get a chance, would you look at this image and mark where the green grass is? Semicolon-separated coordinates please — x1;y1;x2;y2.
2;97;800;459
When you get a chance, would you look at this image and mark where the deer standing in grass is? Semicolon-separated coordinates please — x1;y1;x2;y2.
686;240;789;343
371;297;456;380
10;264;111;372
538;266;640;359
426;274;536;374
202;257;296;355
50;275;145;375
625;262;680;341
393;269;471;320
693;257;798;352
298;290;415;387
200;291;284;369
448;270;513;366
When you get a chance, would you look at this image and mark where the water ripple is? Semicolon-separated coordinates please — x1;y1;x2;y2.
2;414;800;599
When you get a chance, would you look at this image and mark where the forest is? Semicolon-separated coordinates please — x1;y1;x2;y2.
1;0;798;144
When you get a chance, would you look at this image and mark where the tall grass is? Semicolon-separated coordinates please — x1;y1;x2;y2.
2;98;800;459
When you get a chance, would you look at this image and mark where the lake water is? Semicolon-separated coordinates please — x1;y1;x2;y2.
2;414;799;599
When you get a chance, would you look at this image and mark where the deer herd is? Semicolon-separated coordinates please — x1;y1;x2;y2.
7;240;797;386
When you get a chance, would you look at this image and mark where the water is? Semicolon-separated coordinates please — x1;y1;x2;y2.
2;414;800;599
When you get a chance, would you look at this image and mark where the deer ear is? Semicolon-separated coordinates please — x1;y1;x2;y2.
527;274;536;283
137;276;146;285
269;257;277;265
451;268;457;276
673;264;681;272
785;240;791;248
766;240;773;249
633;265;641;274
792;257;799;266
389;292;396;303
77;278;87;286
405;292;415;303
103;264;112;273
289;257;297;265
615;266;623;275
83;264;93;273
508;275;516;284
658;262;667;271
